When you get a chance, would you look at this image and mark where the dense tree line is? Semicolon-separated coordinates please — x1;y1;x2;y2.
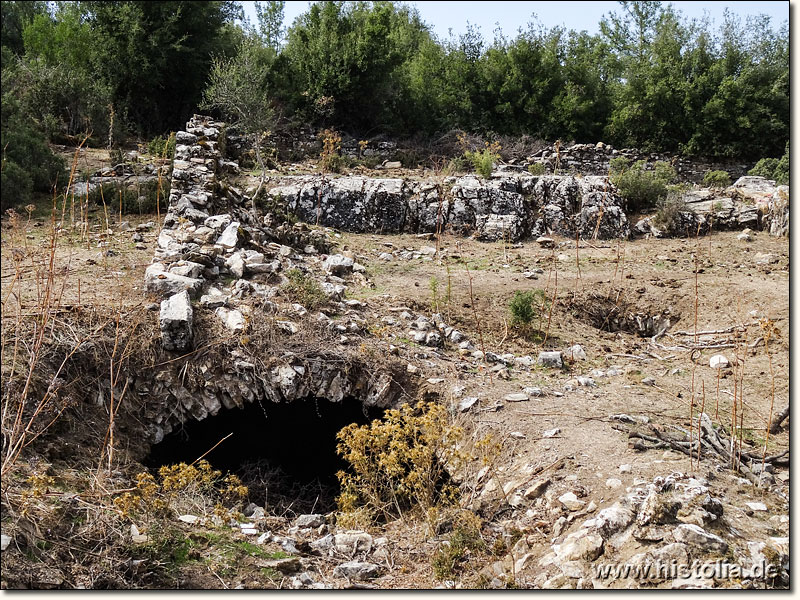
0;1;789;204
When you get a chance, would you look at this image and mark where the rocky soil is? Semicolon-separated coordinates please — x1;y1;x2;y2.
0;118;789;589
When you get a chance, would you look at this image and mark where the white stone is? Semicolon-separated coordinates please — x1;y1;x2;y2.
566;344;587;361
276;320;299;334
673;523;728;554
334;531;373;555
745;502;767;512
216;221;240;248
324;254;355;275
537;351;563;368
215;307;245;333
592;504;634;538
709;354;729;369
226;252;245;278
332;561;381;581
543;428;561;438
1;534;11;551
524;479;550;500
605;478;622;489
169;261;204;279
458;397;479;412
145;263;202;298
559;492;586;511
556;529;604;562
178;514;199;524
160;291;193;351
504;392;529;402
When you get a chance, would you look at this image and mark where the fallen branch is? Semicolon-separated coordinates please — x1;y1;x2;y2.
769;404;789;434
671;322;759;336
614;413;782;486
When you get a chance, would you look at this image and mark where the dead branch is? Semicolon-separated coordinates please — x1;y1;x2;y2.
769;404;789;434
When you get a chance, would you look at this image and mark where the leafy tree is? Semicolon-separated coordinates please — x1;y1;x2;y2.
282;1;430;133
19;3;111;140
1;49;64;209
0;1;48;55
254;0;285;51
202;36;276;192
81;1;242;136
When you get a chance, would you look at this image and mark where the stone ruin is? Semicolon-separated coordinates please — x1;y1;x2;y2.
266;172;630;242
524;141;753;184
137;115;788;443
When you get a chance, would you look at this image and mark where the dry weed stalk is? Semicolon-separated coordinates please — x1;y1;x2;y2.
543;259;558;346
689;227;700;471
758;319;778;484
464;263;491;383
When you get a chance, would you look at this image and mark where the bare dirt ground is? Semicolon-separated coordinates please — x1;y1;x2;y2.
1;191;788;588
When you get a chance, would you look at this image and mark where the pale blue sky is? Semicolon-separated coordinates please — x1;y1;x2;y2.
241;1;790;41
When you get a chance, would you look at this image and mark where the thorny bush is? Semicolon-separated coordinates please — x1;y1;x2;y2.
335;401;468;523
114;460;248;524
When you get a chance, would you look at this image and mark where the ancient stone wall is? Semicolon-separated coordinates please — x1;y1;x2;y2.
267;173;630;242
525;142;753;183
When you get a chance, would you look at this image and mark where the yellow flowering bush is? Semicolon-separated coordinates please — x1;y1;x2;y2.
114;460;248;522
336;401;468;522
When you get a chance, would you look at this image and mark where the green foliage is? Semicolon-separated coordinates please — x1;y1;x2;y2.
0;0;789;162
429;275;451;314
509;289;545;329
1;1;48;56
431;511;486;580
527;163;545;175
444;156;468;174
702;170;731;189
147;133;176;159
253;1;285;51
80;1;242;136
749;141;789;185
609;158;676;212
653;190;688;232
282;269;327;310
282;2;430;133
464;142;501;179
1;76;65;210
202;35;276;171
87;180;169;215
749;158;778;180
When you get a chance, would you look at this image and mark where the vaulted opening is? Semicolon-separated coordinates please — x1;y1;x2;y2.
144;397;384;515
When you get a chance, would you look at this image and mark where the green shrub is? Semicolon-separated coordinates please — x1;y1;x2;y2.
87;179;170;215
431;511;486;580
1;92;65;210
702;170;731;188
443;156;467;175
609;158;676;213
749;142;789;185
1;160;34;209
527;163;545;175
282;268;327;309
147;133;176;159
509;289;546;328
464;143;501;179
653;190;688;232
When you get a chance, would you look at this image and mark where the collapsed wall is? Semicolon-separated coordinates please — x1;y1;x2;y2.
526;142;753;183
139;115;408;444
137;115;789;442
